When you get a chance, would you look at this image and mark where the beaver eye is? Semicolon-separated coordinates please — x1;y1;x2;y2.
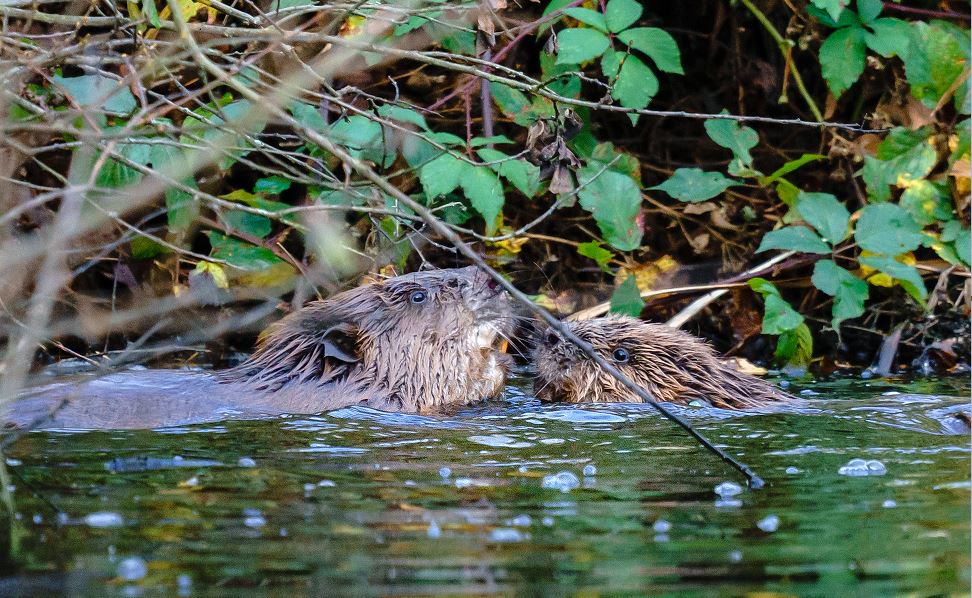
409;290;427;304
612;348;630;363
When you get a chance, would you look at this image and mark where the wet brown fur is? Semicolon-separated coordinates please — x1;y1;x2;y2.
8;267;513;429
533;315;790;409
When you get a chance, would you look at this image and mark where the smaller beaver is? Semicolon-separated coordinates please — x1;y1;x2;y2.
7;266;514;430
533;315;789;409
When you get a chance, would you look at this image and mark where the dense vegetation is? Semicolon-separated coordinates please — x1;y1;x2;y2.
0;0;968;380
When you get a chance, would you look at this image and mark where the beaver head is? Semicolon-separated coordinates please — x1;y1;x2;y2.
533;315;788;409
223;266;514;412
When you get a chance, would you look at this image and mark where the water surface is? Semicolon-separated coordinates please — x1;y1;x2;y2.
2;374;969;596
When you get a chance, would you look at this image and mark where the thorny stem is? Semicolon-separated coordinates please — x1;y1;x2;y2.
737;0;824;122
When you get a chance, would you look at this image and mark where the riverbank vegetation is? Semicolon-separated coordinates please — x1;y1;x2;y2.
0;0;968;386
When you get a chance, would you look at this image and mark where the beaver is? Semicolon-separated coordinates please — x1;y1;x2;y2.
6;266;514;430
533;315;790;409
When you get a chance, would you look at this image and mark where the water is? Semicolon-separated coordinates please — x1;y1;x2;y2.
1;374;968;596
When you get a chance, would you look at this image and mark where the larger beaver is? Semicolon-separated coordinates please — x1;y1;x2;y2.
533;315;790;408
6;266;514;430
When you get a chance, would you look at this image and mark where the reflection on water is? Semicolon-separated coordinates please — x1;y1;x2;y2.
1;375;969;596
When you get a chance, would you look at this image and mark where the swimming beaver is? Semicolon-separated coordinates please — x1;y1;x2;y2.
6;266;514;430
533;315;790;409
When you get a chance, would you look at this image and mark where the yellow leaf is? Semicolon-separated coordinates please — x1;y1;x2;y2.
615;255;679;290
237;261;296;288
193;261;230;288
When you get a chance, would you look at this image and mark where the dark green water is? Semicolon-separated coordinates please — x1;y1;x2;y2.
2;374;969;596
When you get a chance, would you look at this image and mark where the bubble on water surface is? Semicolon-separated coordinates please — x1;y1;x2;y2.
582;464;597;476
237;457;256;467
715;498;742;508
427;520;441;539
652;519;671;533
542;516;554;526
508;514;531;527
438;467;451;479
117;556;148;581
489;528;527;542
540;438;565;445
468;434;532;448
882;499;897;508
542;471;580;493
317;480;336;487
756;515;780;532
714;481;742;497
85;512;123;527
838;458;886;476
728;550;743;563
454;477;473;488
243;508;265;528
785;466;801;475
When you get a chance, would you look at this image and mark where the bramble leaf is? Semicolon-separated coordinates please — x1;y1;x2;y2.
651;168;738;202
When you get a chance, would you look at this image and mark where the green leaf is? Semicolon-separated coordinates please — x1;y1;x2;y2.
865;17;912;58
288;101;328;132
651;168;738;202
460;166;505;231
477;148;542;198
605;0;642;33
254;176;292;195
616;27;684;74
704;115;759;167
756;226;831;254
556;28;610;65
748;277;805;335
600;49;623;79
810;0;850;23
206;232;283;271
760;153;826;186
609;275;645;317
419;153;464;200
577;241;614;270
761;294;804;335
955;227;971;266
376;105;430;130
795;191;850;244
141;0;161;27
811;259;869;329
576;165;643;251
564;7;608;32
855;203;924;255
225;210;272;239
902;21;970;111
95;137;151;189
775;322;813;367
856;0;882;24
491;84;537;127
900;180;953;226
131;236;166;259
859;255;928;302
540;0;576;34
859;127;938;201
611;55;658;115
165;186;196;232
53;74;136;114
819;26;867;97
748;277;780;297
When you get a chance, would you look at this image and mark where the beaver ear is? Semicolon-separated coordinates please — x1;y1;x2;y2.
321;323;360;363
